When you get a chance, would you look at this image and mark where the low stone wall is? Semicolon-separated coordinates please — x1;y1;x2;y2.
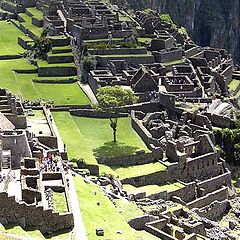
18;36;33;50
168;182;196;203
97;55;154;67
38;66;77;77
153;49;183;63
194;200;230;220
0;55;21;60
88;47;147;55
37;136;58;149
97;151;155;167
145;225;177;240
0;192;74;235
206;113;234;128
33;78;77;84
5;114;27;129
187;187;228;209
49;37;70;47
185;47;199;58
32;17;43;27
46;54;74;64
122;170;168;187
197;172;231;195
128;215;158;230
76;162;99;175
70;109;128;118
131;111;160;149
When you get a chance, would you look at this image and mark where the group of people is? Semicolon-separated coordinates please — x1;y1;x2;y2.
0;170;15;183
36;153;66;173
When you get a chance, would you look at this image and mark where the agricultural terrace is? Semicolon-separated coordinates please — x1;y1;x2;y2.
52;112;161;176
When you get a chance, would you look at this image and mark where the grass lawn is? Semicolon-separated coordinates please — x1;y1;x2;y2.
33;82;90;105
52;112;149;166
0;224;71;240
74;175;139;240
101;54;152;58
0;59;90;105
113;200;160;239
163;59;184;66
27;7;43;20
228;79;240;92
37;60;75;68
53;192;68;213
113;162;166;179
123;182;184;195
138;38;152;43
19;12;43;37
0;21;25;55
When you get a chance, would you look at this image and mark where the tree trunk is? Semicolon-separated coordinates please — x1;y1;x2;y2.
113;127;117;142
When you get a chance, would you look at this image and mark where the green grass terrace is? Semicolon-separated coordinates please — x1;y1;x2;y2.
228;79;240;93
123;182;184;196
0;21;25;55
52;112;152;175
74;175;159;240
0;59;90;105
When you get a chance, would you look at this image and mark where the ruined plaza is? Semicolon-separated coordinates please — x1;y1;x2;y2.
0;0;238;240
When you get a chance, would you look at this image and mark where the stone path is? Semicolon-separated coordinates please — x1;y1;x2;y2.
46;109;65;153
67;171;88;240
78;82;98;105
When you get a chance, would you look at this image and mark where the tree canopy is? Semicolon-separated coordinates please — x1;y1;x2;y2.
96;86;138;142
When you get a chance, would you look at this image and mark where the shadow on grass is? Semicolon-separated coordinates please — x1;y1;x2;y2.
93;141;139;159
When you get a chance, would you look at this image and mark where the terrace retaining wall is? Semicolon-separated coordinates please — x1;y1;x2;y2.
0;192;74;234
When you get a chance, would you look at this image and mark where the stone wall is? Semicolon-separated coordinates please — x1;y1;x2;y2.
206;113;234;128
0;131;32;169
121;170;168;186
70;109;128;118
88;47;147;55
32;17;43;27
153;49;183;63
0;192;74;235
46;54;74;64
197;171;231;195
128;215;158;230
97;151;155;167
5;114;27;129
38;66;77;77
194;200;230;220
187;187;228;209
145;225;177;240
131;111;159;149
97;55;154;67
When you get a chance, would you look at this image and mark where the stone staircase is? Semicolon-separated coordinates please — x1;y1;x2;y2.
2;155;10;169
0;95;11;113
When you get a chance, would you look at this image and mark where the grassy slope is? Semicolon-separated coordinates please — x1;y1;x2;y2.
52;112;149;164
123;182;184;195
113;162;166;179
74;175;138;240
0;21;25;55
53;192;68;213
0;59;90;105
228;79;240;92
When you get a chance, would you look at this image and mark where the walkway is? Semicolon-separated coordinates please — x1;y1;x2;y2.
45;108;65;153
67;171;88;240
78;82;98;105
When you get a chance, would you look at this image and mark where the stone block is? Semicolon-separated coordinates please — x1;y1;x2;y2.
96;228;104;236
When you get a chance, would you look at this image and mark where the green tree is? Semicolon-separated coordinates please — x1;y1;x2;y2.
96;86;138;142
24;30;51;64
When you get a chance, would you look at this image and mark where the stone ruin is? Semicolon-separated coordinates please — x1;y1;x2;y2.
0;90;74;235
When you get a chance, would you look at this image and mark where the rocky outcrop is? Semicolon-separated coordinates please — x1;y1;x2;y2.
126;0;240;63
